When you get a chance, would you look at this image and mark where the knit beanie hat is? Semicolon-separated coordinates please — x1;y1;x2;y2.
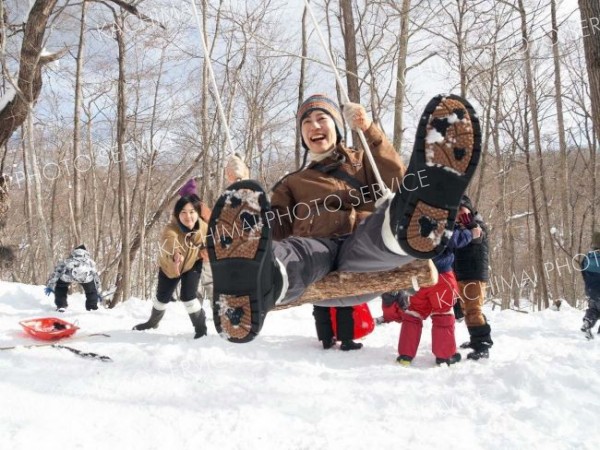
592;231;600;250
179;178;197;197
459;194;474;212
297;94;343;150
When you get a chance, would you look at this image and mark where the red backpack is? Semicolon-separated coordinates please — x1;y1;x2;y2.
330;303;375;339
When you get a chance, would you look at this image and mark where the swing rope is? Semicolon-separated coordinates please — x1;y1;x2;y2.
189;0;235;157
302;0;390;197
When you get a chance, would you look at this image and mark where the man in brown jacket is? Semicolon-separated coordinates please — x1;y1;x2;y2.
208;94;481;343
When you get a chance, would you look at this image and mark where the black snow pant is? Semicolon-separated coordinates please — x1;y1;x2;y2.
583;296;600;327
54;279;98;309
156;260;203;305
313;305;355;342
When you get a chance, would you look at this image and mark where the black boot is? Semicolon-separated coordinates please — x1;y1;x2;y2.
436;353;461;365
340;340;363;351
189;309;208;339
313;306;336;349
133;307;165;331
466;323;493;359
336;306;363;351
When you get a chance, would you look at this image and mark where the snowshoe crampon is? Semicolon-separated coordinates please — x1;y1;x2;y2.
19;317;79;341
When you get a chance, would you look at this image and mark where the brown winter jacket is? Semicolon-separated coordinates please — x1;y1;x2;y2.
158;214;209;279
270;123;405;240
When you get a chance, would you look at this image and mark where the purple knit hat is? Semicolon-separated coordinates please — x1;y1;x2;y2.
179;178;197;197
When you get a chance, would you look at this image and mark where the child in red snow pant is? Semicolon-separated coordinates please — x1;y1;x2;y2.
397;271;458;363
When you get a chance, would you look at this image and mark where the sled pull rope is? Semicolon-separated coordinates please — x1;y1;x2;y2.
189;0;235;157
303;0;390;197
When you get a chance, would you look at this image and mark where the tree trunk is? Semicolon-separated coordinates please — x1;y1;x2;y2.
579;0;600;236
392;0;411;155
517;0;557;307
0;0;60;148
112;13;131;306
578;0;600;143
340;0;360;146
550;0;573;303
71;0;87;245
296;6;308;169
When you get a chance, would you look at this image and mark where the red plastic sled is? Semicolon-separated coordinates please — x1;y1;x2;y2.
19;317;79;341
331;303;375;340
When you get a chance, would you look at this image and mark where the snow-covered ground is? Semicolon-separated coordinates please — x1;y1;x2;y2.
0;280;598;450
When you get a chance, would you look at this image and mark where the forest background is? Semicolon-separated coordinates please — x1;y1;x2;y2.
0;0;598;311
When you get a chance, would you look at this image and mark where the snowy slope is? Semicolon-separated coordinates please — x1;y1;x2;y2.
0;280;598;450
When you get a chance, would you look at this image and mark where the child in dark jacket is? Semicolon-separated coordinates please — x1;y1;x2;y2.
45;245;102;312
453;195;493;359
581;232;600;340
396;226;478;366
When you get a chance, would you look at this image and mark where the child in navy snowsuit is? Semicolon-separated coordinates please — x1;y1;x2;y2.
581;232;600;339
45;245;101;312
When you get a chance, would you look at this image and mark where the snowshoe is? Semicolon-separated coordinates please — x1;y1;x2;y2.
390;94;481;258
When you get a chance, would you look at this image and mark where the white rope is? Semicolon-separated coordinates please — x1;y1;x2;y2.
189;0;235;156
303;0;390;196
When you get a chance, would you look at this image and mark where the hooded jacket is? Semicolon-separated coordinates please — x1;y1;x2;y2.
47;247;101;292
270;124;405;240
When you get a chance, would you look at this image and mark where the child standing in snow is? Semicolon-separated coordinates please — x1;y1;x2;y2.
581;232;600;340
133;179;210;339
453;195;493;359
396;225;478;366
45;245;102;312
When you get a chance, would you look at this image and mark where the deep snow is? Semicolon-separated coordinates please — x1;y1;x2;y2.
0;280;598;450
